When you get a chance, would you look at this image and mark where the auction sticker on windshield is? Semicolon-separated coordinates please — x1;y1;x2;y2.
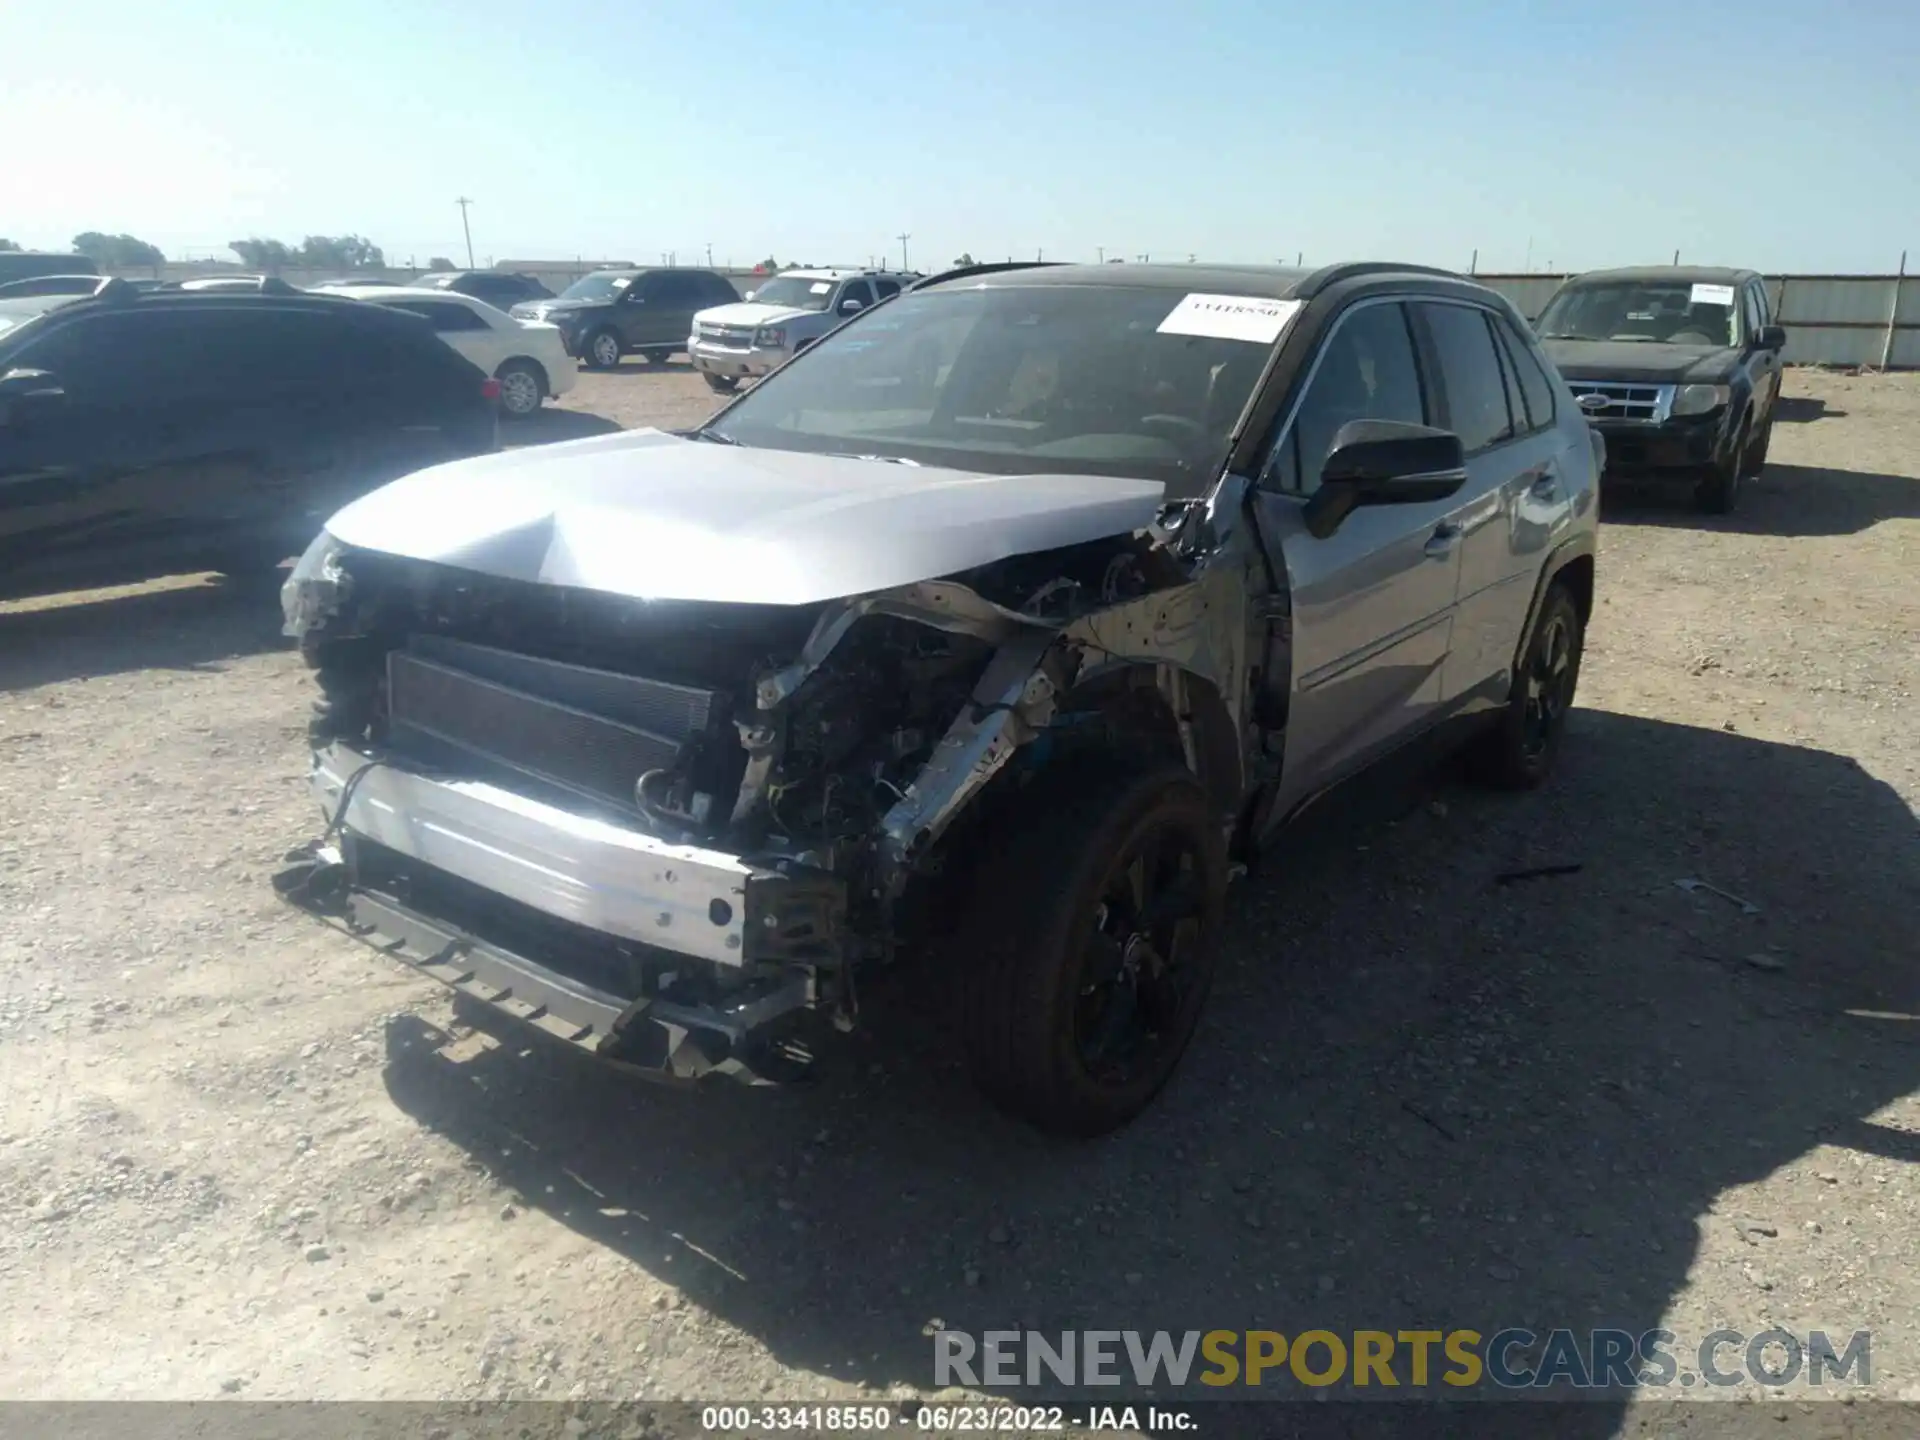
1690;283;1736;306
1157;293;1303;344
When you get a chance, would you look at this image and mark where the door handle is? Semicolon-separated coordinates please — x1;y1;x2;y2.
1424;522;1461;559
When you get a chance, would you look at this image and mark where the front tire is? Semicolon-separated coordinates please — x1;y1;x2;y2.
495;359;545;419
1694;415;1749;514
1467;583;1584;791
959;764;1226;1137
703;373;739;393
583;329;622;370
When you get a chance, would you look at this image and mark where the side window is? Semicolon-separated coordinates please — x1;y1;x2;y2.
623;274;656;302
872;278;902;301
1754;281;1773;327
1491;313;1556;431
1490;317;1529;432
837;280;875;312
1742;283;1766;339
1266;301;1426;495
704;275;738;305
389;300;488;332
651;273;697;306
1418;301;1515;453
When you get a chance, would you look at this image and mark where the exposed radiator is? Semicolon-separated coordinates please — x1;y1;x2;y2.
386;635;725;811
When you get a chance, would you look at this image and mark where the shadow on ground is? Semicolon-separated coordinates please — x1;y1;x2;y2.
0;574;289;691
1602;461;1920;536
1772;396;1845;424
504;407;624;446
380;709;1919;1429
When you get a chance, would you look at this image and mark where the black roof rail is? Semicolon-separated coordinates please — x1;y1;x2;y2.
1296;260;1468;297
911;260;1064;290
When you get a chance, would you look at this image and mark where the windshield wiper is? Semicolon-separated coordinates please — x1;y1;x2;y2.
831;452;921;465
689;426;737;444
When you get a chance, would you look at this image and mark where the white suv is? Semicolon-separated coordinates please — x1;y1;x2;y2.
687;268;916;392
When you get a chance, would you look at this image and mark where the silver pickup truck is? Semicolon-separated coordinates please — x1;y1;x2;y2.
686;268;918;392
278;260;1600;1136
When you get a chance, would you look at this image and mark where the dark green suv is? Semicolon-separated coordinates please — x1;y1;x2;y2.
508;267;738;369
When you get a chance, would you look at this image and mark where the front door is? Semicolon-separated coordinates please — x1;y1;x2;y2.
1247;296;1467;819
0;308;270;591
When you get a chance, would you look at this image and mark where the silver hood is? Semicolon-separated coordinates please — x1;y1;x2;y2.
323;428;1166;606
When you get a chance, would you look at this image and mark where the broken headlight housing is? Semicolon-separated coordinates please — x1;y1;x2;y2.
1671;383;1730;417
281;530;352;638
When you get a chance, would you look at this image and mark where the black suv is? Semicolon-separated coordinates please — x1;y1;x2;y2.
408;270;554;310
509;268;738;369
0;252;99;288
0;279;499;603
1535;266;1786;513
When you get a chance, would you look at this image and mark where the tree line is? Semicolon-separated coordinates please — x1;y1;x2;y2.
0;233;389;271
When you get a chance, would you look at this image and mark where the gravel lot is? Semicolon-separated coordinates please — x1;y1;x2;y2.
1;363;1915;1432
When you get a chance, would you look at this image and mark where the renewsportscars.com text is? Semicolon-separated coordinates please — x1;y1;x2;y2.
932;1327;1871;1391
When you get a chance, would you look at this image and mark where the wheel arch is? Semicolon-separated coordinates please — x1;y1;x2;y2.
1511;534;1597;678
1050;660;1244;826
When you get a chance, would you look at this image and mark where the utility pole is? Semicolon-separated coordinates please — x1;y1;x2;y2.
897;232;911;270
1096;246;1104;264
455;197;475;269
705;242;713;267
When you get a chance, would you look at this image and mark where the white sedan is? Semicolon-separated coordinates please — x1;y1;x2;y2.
326;286;576;419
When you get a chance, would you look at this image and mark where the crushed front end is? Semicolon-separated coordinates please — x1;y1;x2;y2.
275;511;1251;1085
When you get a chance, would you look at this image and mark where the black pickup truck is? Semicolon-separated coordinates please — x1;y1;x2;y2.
1534;266;1786;514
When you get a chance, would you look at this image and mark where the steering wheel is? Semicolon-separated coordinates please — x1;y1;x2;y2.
1138;413;1206;443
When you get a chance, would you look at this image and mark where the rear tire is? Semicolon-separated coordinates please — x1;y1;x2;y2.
495;359;545;419
1467;583;1584;791
583;329;622;370
958;763;1226;1137
703;373;739;393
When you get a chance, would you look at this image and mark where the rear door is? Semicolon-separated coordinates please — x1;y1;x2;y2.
647;272;704;351
1247;297;1465;815
1409;299;1568;707
289;309;496;535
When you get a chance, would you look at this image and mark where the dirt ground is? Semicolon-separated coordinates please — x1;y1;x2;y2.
1;363;1916;1433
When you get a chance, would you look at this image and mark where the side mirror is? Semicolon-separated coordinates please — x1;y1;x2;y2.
1301;419;1467;539
0;368;65;425
838;297;864;316
1757;324;1787;352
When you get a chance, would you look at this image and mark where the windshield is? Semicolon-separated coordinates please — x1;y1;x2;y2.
707;285;1277;495
746;276;838;312
557;272;635;302
1538;281;1738;347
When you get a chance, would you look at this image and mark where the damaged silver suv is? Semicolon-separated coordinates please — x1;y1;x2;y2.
277;260;1599;1136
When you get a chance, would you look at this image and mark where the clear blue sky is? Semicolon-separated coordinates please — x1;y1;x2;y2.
5;0;1915;274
